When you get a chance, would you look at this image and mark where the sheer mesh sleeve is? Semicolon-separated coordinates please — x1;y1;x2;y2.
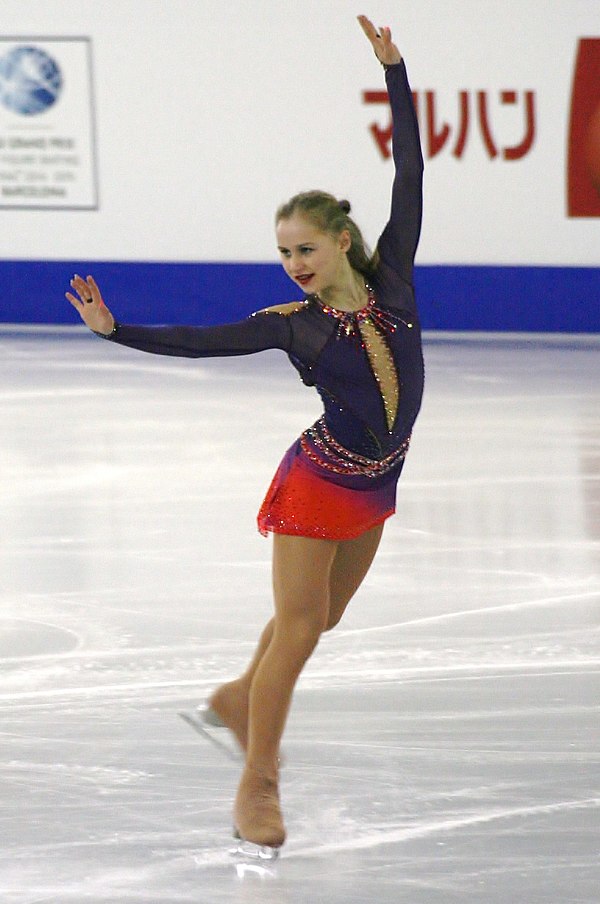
375;61;424;288
99;311;292;359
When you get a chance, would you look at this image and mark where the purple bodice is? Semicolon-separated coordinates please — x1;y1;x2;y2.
99;61;425;464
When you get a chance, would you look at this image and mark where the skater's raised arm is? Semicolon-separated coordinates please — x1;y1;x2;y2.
357;15;402;68
358;15;424;287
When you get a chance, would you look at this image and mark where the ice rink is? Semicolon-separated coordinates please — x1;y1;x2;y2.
1;327;598;903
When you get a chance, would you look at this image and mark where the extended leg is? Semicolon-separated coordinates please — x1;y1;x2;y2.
206;618;275;752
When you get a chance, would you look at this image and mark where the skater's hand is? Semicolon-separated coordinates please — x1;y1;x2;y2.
66;274;115;335
357;15;402;66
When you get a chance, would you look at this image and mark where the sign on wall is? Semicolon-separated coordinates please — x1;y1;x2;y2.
568;38;600;217
0;37;98;210
362;38;600;224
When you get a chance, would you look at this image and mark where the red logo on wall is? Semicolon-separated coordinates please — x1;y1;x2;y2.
363;89;535;160
568;38;600;217
364;88;536;161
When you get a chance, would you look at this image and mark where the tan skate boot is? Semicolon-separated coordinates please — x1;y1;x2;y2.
234;764;286;852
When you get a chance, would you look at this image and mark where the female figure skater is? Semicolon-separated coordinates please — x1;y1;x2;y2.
66;15;424;857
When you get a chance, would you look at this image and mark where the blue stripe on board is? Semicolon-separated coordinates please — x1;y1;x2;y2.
0;260;598;332
416;265;599;332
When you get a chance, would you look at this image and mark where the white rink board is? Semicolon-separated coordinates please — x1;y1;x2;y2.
0;0;598;265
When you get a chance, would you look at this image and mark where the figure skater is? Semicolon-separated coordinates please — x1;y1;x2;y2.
66;14;424;858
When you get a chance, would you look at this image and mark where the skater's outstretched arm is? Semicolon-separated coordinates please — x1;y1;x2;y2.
66;274;115;335
66;273;292;358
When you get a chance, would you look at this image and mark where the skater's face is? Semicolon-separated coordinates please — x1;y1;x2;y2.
276;214;351;296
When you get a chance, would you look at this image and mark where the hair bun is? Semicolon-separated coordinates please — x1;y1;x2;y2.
338;199;351;214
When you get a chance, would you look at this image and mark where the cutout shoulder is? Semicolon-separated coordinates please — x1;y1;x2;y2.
252;301;309;317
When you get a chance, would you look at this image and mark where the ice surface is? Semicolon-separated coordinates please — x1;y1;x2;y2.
0;328;598;903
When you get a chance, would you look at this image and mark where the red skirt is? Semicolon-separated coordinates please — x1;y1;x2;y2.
257;439;401;541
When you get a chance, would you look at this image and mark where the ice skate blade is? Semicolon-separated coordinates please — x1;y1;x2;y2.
177;708;241;761
230;840;280;862
202;706;225;727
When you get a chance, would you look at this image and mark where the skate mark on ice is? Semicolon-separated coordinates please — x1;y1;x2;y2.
336;589;600;638
0;618;82;660
0;678;217;705
287;796;600;859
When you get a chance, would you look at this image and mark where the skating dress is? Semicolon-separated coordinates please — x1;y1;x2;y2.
97;61;424;540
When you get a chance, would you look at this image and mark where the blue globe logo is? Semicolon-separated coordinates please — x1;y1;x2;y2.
0;45;62;115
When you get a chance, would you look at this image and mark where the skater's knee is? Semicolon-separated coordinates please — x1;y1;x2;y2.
288;614;326;648
275;599;328;649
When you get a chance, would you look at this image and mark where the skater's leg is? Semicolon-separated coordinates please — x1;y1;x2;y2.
209;522;383;754
325;522;384;630
207;618;275;751
247;534;337;773
235;534;337;846
240;617;275;684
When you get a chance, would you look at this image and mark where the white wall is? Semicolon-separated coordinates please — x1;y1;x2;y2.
1;0;598;266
